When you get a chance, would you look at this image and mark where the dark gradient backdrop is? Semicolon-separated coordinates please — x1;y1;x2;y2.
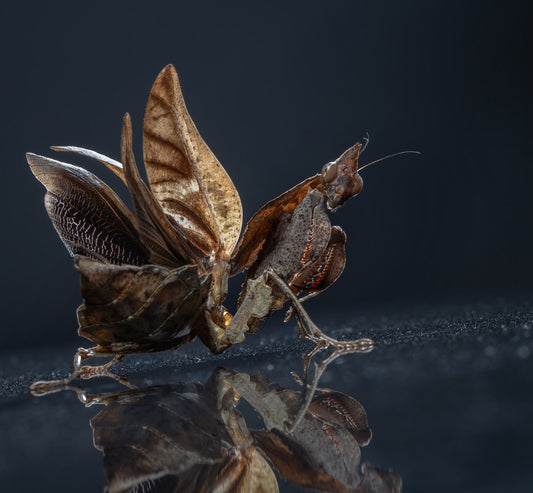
1;1;531;350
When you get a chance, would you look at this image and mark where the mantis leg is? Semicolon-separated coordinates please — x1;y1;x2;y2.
201;275;274;353
266;270;374;352
30;352;135;397
203;269;373;354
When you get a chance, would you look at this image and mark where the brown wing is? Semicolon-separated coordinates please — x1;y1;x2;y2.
51;133;196;269
90;378;278;493
76;257;208;348
121;114;203;268
27;153;149;266
243;189;332;285
51;145;126;183
143;65;242;264
230;175;322;275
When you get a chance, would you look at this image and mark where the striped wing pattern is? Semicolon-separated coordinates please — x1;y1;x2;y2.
143;65;242;262
27;153;149;266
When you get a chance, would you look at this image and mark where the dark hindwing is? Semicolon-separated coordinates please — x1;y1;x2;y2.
27;153;149;266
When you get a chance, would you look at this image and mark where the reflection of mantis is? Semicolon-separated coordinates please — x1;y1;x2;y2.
28;65;416;388
37;350;401;492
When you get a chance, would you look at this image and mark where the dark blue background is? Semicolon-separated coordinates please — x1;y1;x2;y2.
1;0;532;349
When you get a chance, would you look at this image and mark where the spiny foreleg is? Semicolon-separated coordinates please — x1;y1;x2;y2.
267;269;374;352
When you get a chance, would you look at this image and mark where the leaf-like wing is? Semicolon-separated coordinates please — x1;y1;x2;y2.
143;65;242;262
251;389;367;492
27;153;149;266
51;145;126;183
252;426;359;493
244;190;332;286
91;379;278;493
76;257;209;347
231;175;322;274
121;114;204;268
51;138;192;268
91;383;225;492
222;370;363;491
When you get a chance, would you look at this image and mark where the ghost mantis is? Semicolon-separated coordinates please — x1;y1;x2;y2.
27;65;417;391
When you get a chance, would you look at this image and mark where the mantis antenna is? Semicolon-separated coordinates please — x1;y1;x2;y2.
358;150;420;173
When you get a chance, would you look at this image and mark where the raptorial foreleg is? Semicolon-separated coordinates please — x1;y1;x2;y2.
266;269;374;352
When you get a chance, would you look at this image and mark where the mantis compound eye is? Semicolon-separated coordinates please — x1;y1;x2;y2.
320;154;363;211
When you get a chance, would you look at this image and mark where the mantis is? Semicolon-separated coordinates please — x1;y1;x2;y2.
27;65;416;387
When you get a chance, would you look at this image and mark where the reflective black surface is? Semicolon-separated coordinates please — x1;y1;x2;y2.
1;295;532;492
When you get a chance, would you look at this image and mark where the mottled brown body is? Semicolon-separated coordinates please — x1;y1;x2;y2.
27;65;377;383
